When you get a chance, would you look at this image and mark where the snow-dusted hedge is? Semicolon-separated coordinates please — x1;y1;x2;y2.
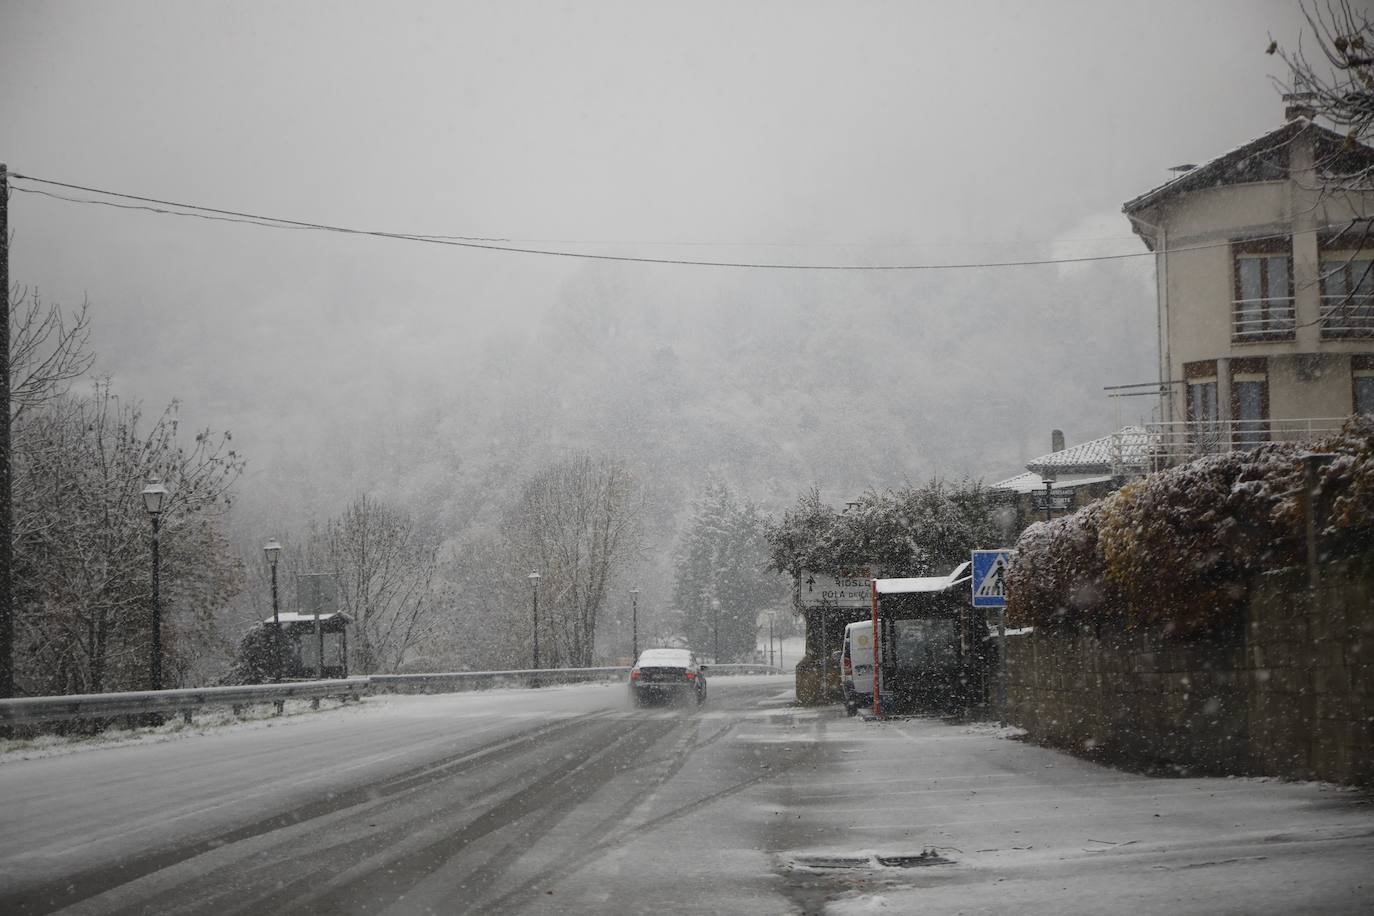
1006;415;1374;635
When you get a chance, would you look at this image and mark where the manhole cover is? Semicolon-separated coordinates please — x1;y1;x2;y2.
791;849;954;870
792;855;871;870
877;850;955;868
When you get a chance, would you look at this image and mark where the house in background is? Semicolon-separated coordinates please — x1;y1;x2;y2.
991;427;1151;533
1122;104;1374;463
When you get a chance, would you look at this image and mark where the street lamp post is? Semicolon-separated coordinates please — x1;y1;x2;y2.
528;571;541;669
711;597;721;663
1041;468;1057;524
264;539;283;682
768;615;775;667
141;480;169;697
630;587;640;659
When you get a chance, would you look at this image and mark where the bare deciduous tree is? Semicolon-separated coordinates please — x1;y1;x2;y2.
503;455;643;668
13;382;244;695
8;286;94;424
317;495;439;674
1270;2;1374;260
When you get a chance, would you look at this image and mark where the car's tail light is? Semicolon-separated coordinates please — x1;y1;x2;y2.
630;670;640;680
842;656;852;676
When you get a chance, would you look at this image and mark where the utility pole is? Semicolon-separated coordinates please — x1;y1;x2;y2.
1;163;12;704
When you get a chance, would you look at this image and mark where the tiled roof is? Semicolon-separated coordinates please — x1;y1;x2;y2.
1123;119;1374;240
1024;426;1152;476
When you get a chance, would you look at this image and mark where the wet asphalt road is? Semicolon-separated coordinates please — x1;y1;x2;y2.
3;678;816;915
5;676;1373;916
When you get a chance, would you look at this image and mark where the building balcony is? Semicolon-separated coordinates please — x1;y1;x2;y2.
1138;417;1349;469
1232;298;1295;343
1319;294;1374;339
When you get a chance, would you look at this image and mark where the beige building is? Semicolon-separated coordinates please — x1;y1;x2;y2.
1123;109;1374;456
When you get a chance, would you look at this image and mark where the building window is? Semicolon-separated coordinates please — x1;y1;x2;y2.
1185;360;1218;422
1357;375;1374;414
1356;356;1374;415
1319;258;1374;339
1231;358;1269;449
1233;246;1294;341
1189;379;1218;421
1182;360;1222;454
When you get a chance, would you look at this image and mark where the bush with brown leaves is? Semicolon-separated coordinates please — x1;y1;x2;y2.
1006;417;1373;636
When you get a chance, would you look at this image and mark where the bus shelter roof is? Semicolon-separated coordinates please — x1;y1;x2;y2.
874;561;972;595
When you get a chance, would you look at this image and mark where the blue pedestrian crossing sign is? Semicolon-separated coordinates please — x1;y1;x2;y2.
971;550;1015;608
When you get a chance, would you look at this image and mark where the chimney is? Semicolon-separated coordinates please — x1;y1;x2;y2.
1051;429;1065;452
1283;91;1316;122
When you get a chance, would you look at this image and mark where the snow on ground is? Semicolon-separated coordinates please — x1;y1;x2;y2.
769;713;1374;915
4;675;1370;914
0;673;800;763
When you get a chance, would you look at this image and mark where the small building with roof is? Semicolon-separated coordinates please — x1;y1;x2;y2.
990;426;1152;531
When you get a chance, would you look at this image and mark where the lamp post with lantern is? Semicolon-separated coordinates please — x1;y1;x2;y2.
711;597;721;663
141;479;170;694
630;587;640;659
528;570;541;670
264;539;283;682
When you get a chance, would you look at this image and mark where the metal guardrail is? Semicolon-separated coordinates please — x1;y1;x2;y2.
703;664;786;675
0;663;790;727
0;678;371;727
372;667;630;693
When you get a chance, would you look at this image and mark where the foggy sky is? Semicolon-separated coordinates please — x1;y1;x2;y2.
0;0;1317;526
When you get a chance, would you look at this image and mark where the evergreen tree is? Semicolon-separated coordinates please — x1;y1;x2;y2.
673;484;787;662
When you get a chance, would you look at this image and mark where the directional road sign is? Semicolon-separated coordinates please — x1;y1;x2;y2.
971;550;1015;608
797;571;872;608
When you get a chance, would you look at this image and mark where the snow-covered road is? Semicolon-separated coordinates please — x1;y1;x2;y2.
2;676;1371;914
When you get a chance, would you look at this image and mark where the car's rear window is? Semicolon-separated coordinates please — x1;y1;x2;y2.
637;650;692;667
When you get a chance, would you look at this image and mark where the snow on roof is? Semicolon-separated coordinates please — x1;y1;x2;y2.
262;611;348;624
989;471;1115;494
1123;120;1306;216
876;561;971;595
1123;119;1374;237
1024;426;1151;476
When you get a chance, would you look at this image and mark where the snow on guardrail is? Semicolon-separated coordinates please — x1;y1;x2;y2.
1;663;789;726
0;678;371;726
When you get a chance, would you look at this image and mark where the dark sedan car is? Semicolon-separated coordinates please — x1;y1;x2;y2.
628;648;707;707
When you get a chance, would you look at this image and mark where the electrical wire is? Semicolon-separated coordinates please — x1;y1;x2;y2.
4;170;1314;271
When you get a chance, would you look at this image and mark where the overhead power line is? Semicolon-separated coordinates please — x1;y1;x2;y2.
6;171;1296;271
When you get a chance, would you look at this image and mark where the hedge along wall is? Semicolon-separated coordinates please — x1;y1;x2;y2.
1005;555;1374;785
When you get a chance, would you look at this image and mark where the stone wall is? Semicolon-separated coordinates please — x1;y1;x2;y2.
1005;554;1374;784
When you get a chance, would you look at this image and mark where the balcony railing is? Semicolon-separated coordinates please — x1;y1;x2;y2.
1141;417;1349;469
1232;298;1295;342
1319;294;1374;339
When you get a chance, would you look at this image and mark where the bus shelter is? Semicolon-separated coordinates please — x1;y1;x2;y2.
262;611;351;679
870;562;990;715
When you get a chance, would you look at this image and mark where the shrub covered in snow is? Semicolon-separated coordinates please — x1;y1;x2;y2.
1307;413;1374;558
1006;417;1374;635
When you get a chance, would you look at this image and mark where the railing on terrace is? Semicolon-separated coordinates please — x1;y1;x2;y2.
1232;298;1295;342
1319;294;1374;338
1141;417;1349;468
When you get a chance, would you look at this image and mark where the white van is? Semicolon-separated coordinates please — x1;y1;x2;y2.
840;621;877;716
